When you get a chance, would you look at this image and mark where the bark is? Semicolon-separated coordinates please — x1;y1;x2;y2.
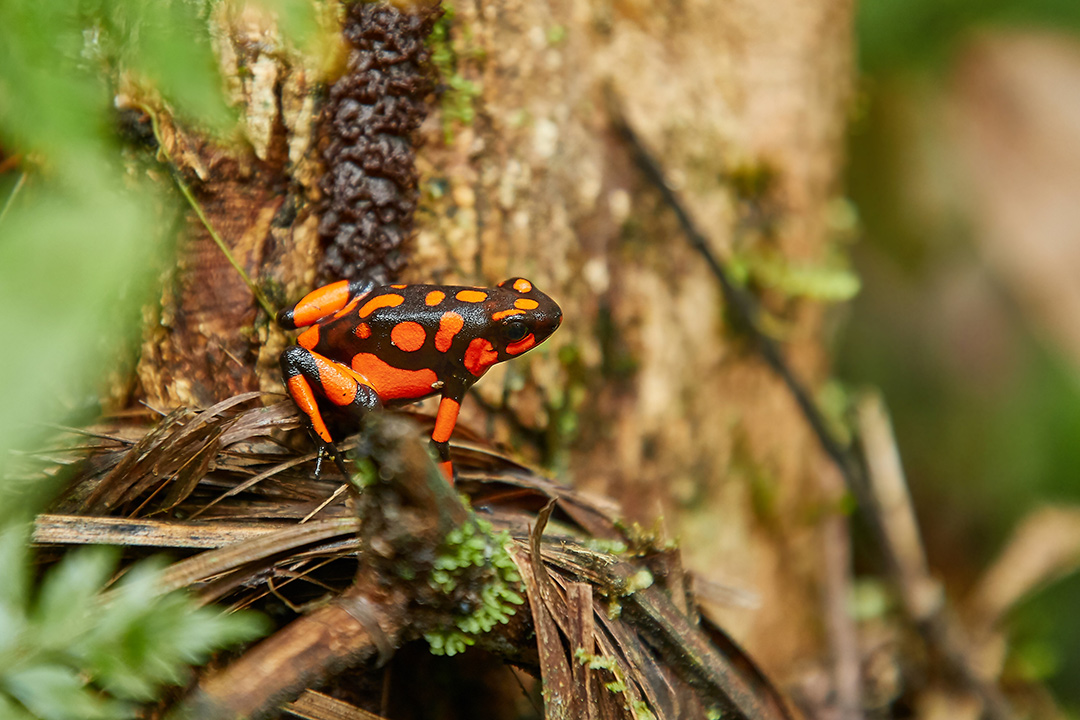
135;0;855;713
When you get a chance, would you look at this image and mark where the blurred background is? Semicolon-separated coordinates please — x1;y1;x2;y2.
844;0;1080;712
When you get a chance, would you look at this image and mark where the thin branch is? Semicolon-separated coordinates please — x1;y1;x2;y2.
0;170;27;226
283;690;389;720
32;513;290;549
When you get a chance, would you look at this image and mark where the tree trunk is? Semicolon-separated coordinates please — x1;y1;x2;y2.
138;0;855;713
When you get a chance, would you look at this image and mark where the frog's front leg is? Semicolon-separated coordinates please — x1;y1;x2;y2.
277;278;376;329
431;394;464;485
280;345;381;463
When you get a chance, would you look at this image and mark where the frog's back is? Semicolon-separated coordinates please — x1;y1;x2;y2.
296;284;485;402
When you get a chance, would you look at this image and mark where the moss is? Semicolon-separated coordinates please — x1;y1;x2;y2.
546;25;567;45
631;701;657;720
582;538;628;555
620;568;654;595
350;455;378;490
729;431;780;528
817;379;856;447
428;5;482;145
423;515;525;656
540;342;589;476
574;649;657;719
726;161;780;203
729;246;861;303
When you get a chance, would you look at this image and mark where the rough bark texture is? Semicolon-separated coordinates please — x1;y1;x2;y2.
412;0;855;689
135;0;854;711
317;1;442;285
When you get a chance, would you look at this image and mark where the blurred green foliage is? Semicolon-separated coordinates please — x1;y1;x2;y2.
0;525;267;719
0;1;321;715
0;0;319;477
0;0;230;475
850;0;1080;711
859;0;1080;73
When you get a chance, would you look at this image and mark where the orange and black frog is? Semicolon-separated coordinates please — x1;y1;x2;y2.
278;277;562;483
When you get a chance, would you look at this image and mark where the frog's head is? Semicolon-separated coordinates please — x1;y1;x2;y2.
487;277;562;359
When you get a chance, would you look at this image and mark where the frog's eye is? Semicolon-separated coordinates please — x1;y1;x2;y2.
503;320;529;342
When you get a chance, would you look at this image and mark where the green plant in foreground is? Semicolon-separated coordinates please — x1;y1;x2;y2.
424;516;524;656
0;524;267;720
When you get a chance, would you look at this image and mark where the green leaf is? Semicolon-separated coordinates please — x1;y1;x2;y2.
0;179;159;465
0;691;37;720
257;0;323;54
81;561;267;700
0;4;111;161
0;525;30;614
0;0;277;713
32;547;118;651
2;664;127;720
132;2;234;135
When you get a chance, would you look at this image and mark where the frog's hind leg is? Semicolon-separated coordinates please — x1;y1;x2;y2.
277;277;377;329
280;345;380;476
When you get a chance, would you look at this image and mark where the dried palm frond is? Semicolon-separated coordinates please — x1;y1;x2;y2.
32;397;795;720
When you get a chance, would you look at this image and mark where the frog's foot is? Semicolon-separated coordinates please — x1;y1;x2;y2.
313;439;351;481
280;345;381;479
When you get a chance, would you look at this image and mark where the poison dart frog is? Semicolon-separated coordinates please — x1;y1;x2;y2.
278;277;562;483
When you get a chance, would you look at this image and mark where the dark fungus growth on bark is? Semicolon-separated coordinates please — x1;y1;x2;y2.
317;0;443;286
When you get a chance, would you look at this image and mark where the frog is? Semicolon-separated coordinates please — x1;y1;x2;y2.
278;277;562;483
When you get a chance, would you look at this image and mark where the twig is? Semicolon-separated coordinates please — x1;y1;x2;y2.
284;690;389;720
856;395;940;622
0;170;27;226
32;513;290;549
179;592;405;720
857;396;1013;720
175;416;469;719
819;461;862;720
0;168;26;226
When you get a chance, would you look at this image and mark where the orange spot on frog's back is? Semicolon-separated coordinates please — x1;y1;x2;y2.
513;278;533;293
435;312;464;352
390;321;427;352
355;322;372;339
456;290;487;303
514;298;539;310
350;353;438;401
464;337;498;376
425;290;446;306
492;309;524;320
359;293;404;318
